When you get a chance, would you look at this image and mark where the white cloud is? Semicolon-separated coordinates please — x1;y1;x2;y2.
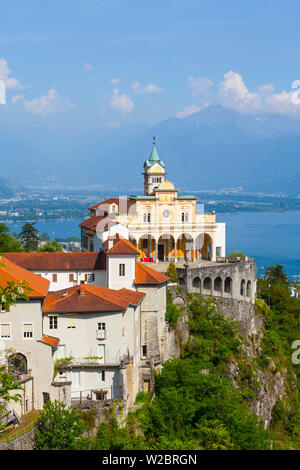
0;58;22;89
258;83;275;96
110;88;134;114
219;70;300;115
24;88;74;115
219;71;262;113
110;78;120;84
106;121;120;128
187;76;213;95
175;104;202;119
131;81;164;94
83;62;93;71
11;94;24;104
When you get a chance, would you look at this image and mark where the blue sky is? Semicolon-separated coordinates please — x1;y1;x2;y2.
1;0;300;131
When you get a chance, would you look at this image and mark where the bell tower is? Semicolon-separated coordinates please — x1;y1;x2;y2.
143;137;166;195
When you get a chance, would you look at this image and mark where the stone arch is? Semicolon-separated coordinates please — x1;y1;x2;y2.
176;233;194;260
202;234;212;260
178;276;185;287
192;276;201;291
246;280;252;298
203;277;212;291
240;279;246;296
224;277;232;294
129;235;137;247
138;234;156;259
8;352;28;376
214;276;222;293
158;233;175;262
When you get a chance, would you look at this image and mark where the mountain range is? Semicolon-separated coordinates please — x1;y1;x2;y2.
1;105;300;195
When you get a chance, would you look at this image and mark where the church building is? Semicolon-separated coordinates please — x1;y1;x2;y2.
80;139;226;262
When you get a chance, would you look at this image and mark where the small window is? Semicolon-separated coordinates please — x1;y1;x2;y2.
119;264;125;276
87;273;95;282
49;316;58;329
69;273;74;282
181;212;188;222
0;323;11;340
52;274;57;283
97;370;105;381
142;345;147;358
98;322;105;331
67;317;76;329
23;323;33;339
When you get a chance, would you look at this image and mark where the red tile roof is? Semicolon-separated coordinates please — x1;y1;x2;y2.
42;334;60;347
88;198;120;211
0;255;49;298
135;262;169;285
106;239;139;255
4;252;106;271
44;283;144;314
80;215;105;232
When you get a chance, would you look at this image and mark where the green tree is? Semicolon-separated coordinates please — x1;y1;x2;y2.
34;400;85;450
39;240;63;252
18;223;40;252
166;262;177;283
227;251;245;259
0;353;23;432
0;223;23;252
263;265;290;287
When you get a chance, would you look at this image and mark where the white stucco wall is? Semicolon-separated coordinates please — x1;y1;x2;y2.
215;222;226;257
32;269;106;291
107;255;136;290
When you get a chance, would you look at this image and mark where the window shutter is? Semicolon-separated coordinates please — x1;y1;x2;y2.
1;324;10;337
69;274;74;282
85;274;88;282
23;323;32;333
67;317;76;328
52;274;57;282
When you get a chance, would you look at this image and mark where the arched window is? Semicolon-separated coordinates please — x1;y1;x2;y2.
8;353;27;376
224;277;232;294
214;277;222;292
247;281;251;297
192;277;201;290
203;277;212;290
240;279;246;296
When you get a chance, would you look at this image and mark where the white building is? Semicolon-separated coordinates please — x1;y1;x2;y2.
2;239;170;415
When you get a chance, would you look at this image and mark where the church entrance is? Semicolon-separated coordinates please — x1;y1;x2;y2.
158;244;164;261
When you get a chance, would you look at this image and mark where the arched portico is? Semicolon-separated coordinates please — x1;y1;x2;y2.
157;234;175;262
138;234;156;259
176;233;194;261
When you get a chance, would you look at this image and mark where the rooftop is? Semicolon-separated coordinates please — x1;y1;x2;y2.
44;283;145;314
0;255;49;298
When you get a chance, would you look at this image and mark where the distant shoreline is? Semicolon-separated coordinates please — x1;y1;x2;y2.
3;208;300;224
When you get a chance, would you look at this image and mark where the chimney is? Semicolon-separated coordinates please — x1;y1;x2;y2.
80;280;85;296
108;237;114;249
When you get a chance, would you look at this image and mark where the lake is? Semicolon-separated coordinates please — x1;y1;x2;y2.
5;211;300;279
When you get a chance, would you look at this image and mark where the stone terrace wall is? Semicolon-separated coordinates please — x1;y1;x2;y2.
177;259;257;304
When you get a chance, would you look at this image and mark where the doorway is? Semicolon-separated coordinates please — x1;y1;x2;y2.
158;244;164;261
